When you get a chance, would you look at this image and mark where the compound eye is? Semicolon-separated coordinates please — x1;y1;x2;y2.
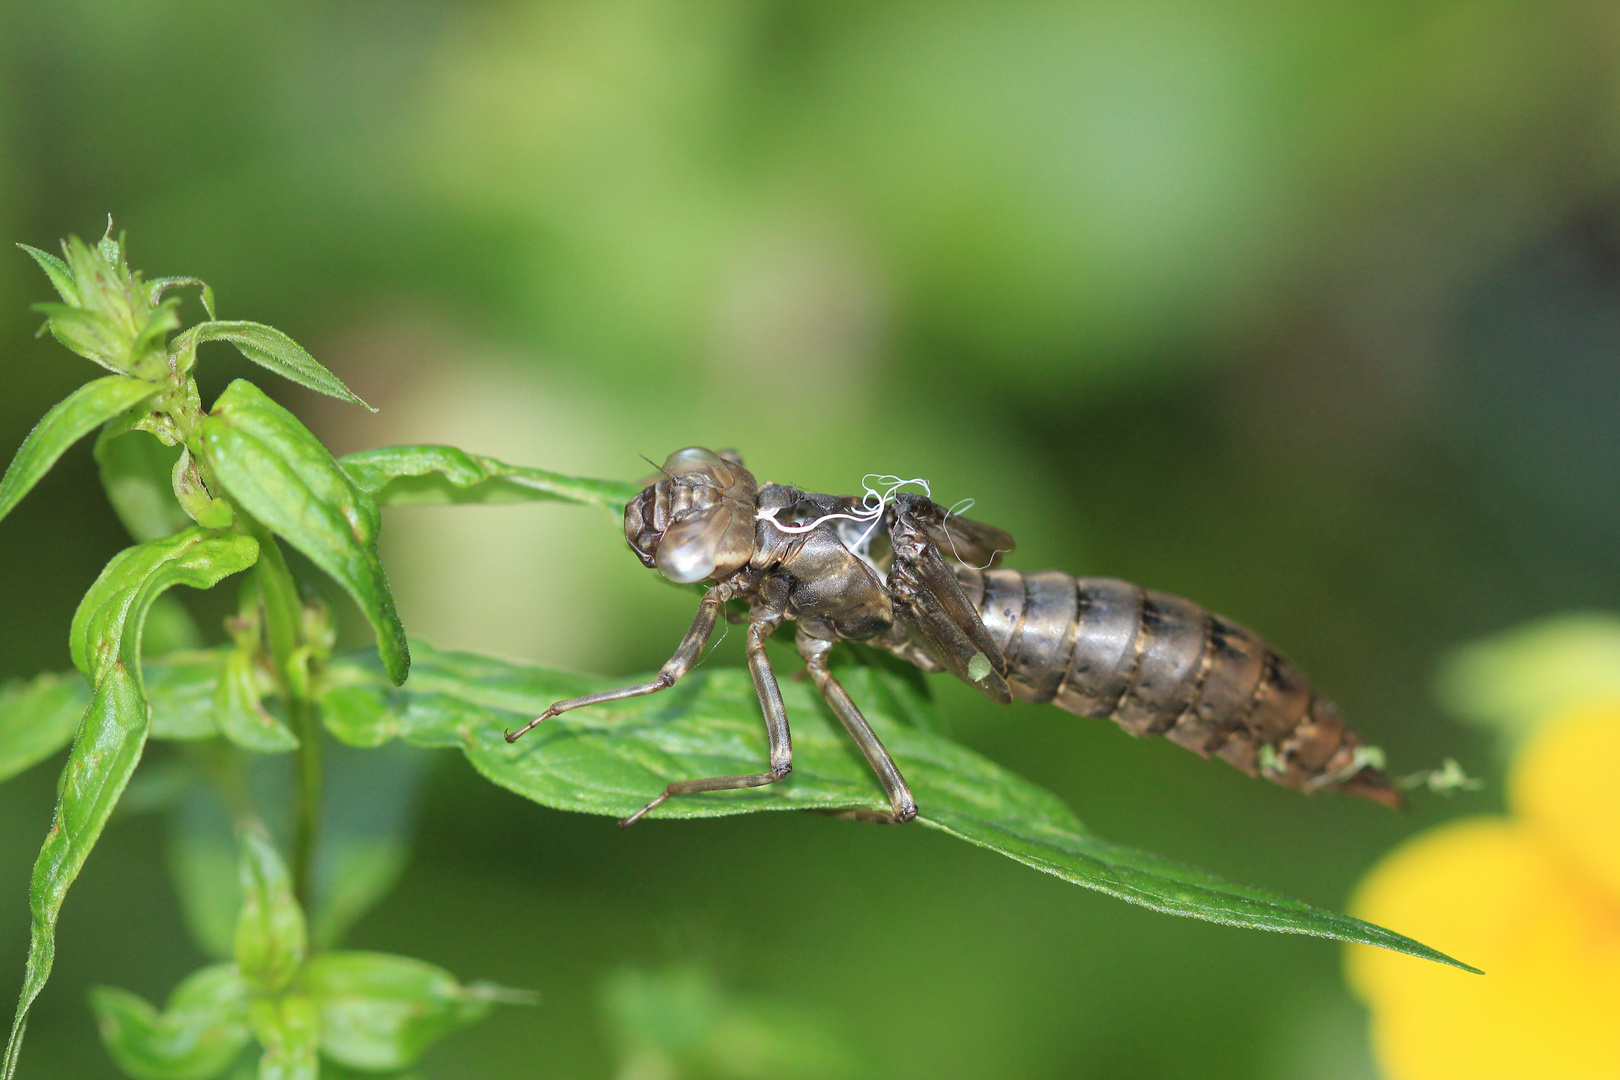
662;447;724;477
655;505;734;583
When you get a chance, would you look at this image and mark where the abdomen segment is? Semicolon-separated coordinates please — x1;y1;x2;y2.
953;567;1401;807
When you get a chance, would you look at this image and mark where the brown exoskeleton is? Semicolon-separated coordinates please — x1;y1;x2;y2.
504;447;1402;825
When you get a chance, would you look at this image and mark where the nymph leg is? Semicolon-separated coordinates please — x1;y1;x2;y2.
505;589;724;743
619;613;794;827
796;630;918;823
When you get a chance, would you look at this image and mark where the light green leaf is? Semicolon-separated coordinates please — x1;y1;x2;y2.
319;641;1474;972
198;380;408;685
4;528;260;1080
92;409;192;546
31;303;133;372
179;322;370;409
305;952;531;1072
234;827;306;995
215;650;298;754
89;964;252;1080
337;444;641;518
1436;612;1620;751
0;672;90;784
17;244;79;306
248;995;318;1080
146;650;229;739
0;375;163;526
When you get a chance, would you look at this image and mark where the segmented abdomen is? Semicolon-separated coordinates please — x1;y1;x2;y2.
952;567;1401;807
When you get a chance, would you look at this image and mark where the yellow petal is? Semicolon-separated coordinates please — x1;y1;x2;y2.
1347;817;1620;1080
1510;703;1620;901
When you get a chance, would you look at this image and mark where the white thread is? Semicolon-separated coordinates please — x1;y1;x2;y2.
756;474;932;552
941;497;1007;571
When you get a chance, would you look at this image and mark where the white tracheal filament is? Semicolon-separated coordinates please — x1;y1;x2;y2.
756;475;933;554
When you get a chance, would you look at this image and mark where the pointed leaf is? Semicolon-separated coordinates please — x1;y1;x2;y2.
182;322;369;409
215;650;298;753
95;429;191;542
198;380;408;684
319;641;1475;972
305;952;531;1071
16;244;79;305
0;672;90;784
31;303;133;371
89;964;252;1080
0;375;163;526
337;444;639;517
247;995;318;1080
234;826;306;995
4;529;260;1080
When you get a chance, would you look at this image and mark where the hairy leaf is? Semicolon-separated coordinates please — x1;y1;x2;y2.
95;428;192;542
199;380;408;684
0;672;89;784
248;995;318;1080
180;322;370;409
16;243;79;306
4;529;260;1080
337;444;641;517
318;641;1475;971
235;827;306;995
304;952;529;1071
89;964;252;1080
0;375;163;526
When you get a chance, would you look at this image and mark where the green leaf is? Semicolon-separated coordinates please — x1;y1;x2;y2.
146;650;229;739
198;380;408;685
319;641;1475;972
89;964;252;1080
31;303;133;372
248;995;318;1080
337;444;641;517
0;375;163;526
95;428;191;542
179;322;370;410
4;529;260;1080
215;650;298;754
17;244;79;306
234;826;306;995
0;672;90;784
304;952;531;1072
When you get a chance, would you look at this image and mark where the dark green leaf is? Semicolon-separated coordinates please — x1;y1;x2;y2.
198;380;408;684
311;742;430;949
0;672;89;784
3;529;260;1080
180;322;370;409
319;641;1475;972
0;375;163;526
234;826;306;995
304;952;531;1072
95;424;191;537
215;650;298;754
337;444;641;518
17;244;79;306
248;996;318;1080
89;964;252;1080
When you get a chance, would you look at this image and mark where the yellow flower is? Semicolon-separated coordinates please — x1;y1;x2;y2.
1346;704;1620;1080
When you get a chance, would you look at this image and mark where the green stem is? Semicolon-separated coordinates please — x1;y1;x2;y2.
248;526;320;917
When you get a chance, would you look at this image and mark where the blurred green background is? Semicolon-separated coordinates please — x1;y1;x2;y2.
2;1;1618;1076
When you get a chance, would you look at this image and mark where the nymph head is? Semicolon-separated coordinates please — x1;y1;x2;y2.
624;447;759;584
